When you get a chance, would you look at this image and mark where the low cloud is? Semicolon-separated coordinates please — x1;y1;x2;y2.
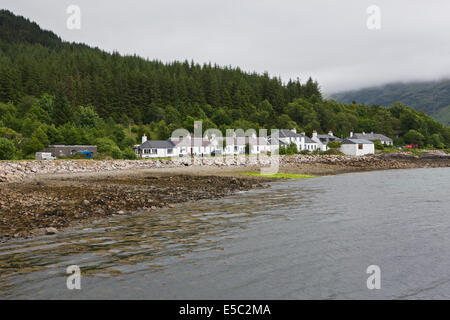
4;0;450;93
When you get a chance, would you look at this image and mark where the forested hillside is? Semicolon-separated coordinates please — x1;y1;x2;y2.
0;9;449;160
330;80;450;126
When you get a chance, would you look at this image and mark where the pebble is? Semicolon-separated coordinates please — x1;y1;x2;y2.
45;227;58;235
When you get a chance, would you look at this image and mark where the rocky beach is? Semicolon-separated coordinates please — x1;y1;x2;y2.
1;152;449;241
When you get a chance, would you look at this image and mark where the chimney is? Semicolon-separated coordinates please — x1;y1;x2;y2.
291;128;297;133
301;131;306;136
328;131;333;136
251;133;256;139
312;130;318;138
371;131;374;135
362;131;365;135
350;132;353;138
142;134;147;144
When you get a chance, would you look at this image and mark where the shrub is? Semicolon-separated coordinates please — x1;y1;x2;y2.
111;146;123;159
286;143;298;155
22;136;44;156
95;137;120;156
374;139;384;150
120;136;136;150
122;147;138;160
404;129;425;147
327;141;341;149
0;138;16;160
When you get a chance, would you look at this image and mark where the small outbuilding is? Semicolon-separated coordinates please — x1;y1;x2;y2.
349;132;393;146
340;139;374;156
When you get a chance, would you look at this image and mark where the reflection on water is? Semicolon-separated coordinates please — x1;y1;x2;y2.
0;182;314;298
1;168;450;299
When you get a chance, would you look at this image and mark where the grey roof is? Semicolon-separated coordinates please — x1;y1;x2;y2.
140;140;175;149
351;133;393;142
315;134;342;144
341;138;374;144
173;138;211;147
277;129;303;138
268;137;287;146
316;134;342;140
268;132;316;144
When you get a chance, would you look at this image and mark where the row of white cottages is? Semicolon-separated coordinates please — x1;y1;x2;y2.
134;129;393;158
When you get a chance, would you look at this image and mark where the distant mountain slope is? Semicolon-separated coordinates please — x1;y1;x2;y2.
331;80;450;126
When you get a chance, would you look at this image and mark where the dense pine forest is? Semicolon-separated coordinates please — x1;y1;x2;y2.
0;9;449;159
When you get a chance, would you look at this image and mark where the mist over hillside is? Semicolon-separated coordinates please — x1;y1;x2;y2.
331;80;450;126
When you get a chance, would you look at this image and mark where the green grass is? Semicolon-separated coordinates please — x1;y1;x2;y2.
239;172;317;179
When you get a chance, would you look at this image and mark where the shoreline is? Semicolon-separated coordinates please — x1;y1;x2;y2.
0;170;273;242
1;152;449;242
1;151;449;183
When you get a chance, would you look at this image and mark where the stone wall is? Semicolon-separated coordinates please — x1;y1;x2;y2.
1;152;449;183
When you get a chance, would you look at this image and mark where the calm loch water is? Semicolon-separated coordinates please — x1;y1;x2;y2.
1;168;450;299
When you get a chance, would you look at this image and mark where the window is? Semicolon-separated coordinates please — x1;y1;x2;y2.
151;149;157;154
167;149;173;154
358;144;363;150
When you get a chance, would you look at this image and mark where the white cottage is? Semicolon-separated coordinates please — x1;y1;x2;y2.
340;139;374;156
136;134;179;158
171;135;213;157
269;129;319;152
138;140;179;158
245;134;270;155
223;136;246;155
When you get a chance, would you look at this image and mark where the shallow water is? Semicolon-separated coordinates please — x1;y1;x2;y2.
1;168;450;299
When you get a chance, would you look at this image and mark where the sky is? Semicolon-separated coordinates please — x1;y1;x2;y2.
2;0;450;93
